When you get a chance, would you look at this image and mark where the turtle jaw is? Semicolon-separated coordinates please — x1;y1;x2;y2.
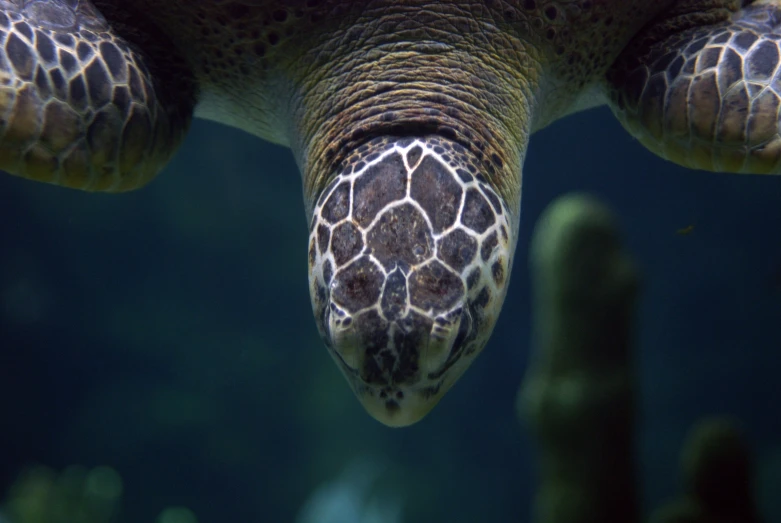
326;301;469;427
307;135;514;426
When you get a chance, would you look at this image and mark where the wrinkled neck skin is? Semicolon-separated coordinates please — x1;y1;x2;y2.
289;3;541;225
289;3;541;426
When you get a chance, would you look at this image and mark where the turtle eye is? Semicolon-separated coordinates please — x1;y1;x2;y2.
307;136;513;426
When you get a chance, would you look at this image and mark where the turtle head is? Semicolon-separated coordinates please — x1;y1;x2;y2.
307;136;513;427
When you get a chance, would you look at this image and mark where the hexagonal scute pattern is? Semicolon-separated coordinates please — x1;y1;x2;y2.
308;135;513;424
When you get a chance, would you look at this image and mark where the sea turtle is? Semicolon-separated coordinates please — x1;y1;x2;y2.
1;0;779;427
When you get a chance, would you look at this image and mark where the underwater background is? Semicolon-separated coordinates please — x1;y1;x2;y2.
0;104;779;522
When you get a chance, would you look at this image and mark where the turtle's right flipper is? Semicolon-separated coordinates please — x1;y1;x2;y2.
0;1;195;192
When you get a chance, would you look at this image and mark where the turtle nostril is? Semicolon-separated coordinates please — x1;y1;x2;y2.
424;307;466;373
327;304;361;369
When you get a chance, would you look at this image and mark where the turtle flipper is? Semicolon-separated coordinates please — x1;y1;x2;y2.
0;1;195;192
607;1;781;174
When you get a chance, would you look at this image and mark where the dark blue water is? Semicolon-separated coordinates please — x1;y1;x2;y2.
1;106;779;522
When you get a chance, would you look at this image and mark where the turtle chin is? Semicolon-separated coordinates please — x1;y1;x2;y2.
306;135;514;426
326;298;469;427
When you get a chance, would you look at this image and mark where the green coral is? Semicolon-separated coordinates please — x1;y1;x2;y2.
518;194;640;523
519;194;763;523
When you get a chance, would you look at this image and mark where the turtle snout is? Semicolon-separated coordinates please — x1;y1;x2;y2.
306;135;514;426
324;290;469;427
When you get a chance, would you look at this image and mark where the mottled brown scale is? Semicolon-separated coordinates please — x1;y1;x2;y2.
438;229;478;272
1;0;780;427
410;155;463;233
353;152;407;226
462;188;496;233
331;221;363;265
320;181;350;223
331;256;384;313
408;261;465;313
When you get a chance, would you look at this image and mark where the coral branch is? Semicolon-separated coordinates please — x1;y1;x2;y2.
518;193;641;523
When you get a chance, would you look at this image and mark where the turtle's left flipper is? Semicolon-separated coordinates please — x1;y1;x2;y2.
607;1;781;174
0;1;195;192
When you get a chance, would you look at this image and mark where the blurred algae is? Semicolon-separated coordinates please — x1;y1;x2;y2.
519;193;764;523
519;193;640;523
651;418;761;523
2;465;123;523
1;465;197;523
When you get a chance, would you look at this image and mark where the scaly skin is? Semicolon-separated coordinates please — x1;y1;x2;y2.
608;0;781;173
0;0;193;191
0;0;777;426
308;136;513;425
